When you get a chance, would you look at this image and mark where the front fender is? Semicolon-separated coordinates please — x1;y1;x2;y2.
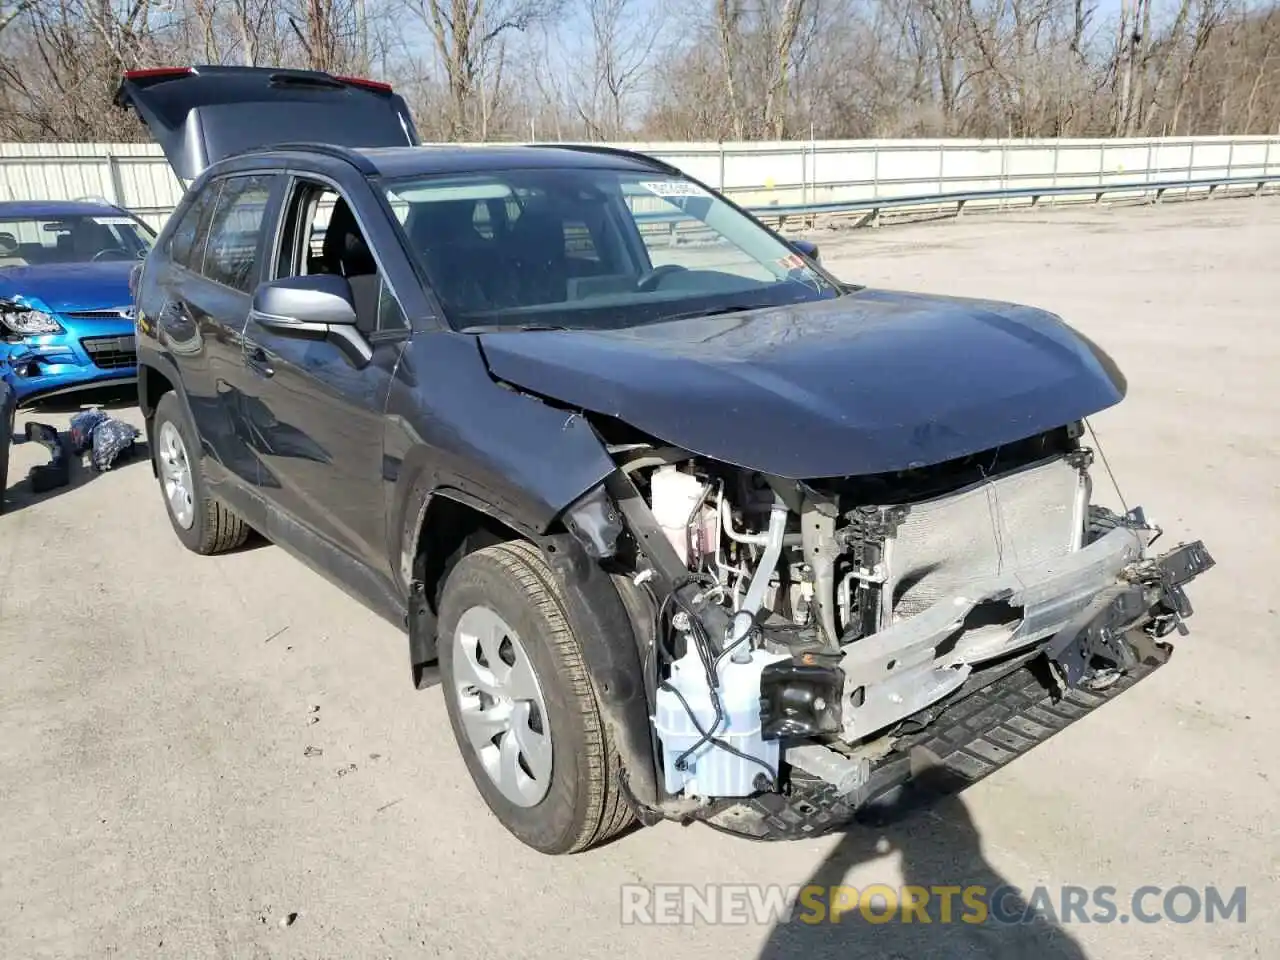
384;332;617;594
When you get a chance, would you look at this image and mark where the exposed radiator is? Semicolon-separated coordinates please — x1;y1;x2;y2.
881;455;1088;624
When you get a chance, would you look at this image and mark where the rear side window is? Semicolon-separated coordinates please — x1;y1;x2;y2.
168;185;221;269
202;174;275;293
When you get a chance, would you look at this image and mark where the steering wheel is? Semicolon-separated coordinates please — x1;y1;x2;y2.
635;263;687;292
91;249;129;262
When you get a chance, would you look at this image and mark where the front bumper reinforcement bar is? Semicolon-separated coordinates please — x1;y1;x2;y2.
696;537;1215;841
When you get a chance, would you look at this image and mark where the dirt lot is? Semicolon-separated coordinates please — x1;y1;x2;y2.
1;195;1276;959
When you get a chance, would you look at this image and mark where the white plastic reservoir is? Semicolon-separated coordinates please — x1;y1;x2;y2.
653;646;789;798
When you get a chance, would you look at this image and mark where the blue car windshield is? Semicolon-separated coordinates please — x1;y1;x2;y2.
0;214;155;266
381;168;842;332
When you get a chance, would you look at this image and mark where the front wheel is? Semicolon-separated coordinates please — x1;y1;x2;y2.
438;540;633;854
152;391;250;555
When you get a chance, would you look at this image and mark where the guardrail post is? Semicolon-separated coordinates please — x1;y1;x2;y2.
1188;140;1196;200
1227;140;1234;186
104;153;124;206
999;140;1008;211
1097;142;1106;201
718;143;725;192
872;144;880;200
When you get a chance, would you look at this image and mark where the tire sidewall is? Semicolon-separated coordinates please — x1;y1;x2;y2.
438;548;596;854
152;392;208;553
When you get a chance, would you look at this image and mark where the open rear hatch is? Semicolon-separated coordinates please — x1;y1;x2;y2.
114;65;420;180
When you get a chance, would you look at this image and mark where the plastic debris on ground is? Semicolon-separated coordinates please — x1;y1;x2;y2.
69;409;141;472
24;422;70;492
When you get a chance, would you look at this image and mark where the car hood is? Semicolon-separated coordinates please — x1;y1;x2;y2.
0;262;135;313
476;288;1127;479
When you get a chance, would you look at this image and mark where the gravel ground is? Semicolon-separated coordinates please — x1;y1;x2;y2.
1;194;1276;959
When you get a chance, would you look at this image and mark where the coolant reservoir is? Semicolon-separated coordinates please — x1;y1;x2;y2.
653;646;789;798
649;465;706;567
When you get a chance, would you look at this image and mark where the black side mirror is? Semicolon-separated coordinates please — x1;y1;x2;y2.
792;239;820;263
250;274;370;366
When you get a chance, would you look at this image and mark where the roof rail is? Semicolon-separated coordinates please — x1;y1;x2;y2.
524;142;680;176
234;141;380;174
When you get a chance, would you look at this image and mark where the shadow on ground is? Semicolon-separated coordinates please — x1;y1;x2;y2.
758;771;1089;960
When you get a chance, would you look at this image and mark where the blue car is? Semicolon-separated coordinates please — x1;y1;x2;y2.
0;200;155;406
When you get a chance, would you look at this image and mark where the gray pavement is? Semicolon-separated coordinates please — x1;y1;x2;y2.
1;195;1276;958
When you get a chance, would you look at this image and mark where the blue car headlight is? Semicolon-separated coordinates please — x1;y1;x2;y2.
1;308;64;336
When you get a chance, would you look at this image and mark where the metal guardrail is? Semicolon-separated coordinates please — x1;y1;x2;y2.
741;173;1280;228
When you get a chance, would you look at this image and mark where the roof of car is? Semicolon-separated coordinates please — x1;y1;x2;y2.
350;144;671;179
0;199;127;218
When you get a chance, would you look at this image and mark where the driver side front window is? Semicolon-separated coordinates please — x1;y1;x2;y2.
274;180;406;334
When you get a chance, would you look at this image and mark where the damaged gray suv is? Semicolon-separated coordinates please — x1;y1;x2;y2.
119;65;1214;854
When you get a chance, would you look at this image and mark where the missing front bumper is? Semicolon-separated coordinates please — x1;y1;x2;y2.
693;536;1214;841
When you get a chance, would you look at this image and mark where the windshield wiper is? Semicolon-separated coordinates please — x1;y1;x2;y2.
660;303;777;323
459;322;573;333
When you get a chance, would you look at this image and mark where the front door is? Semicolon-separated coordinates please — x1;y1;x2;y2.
240;175;409;583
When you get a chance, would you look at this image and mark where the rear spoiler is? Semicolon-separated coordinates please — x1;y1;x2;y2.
114;64;420;180
113;65;397;107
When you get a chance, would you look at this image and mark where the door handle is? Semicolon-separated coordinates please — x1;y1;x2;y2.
246;344;274;378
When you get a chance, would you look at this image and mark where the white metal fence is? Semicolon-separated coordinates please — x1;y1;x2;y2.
2;135;1278;229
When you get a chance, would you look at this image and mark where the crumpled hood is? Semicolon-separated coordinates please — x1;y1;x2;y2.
0;262;134;313
477;288;1127;478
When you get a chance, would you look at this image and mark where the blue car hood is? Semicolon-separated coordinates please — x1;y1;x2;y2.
476;288;1127;479
0;262;134;312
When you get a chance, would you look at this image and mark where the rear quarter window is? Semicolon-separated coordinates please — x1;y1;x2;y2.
168;185;221;270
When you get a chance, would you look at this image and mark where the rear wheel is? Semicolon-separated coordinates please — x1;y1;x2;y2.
438;540;633;854
152;391;249;555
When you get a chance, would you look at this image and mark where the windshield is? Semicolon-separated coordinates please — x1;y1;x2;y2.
381;167;842;331
0;213;155;267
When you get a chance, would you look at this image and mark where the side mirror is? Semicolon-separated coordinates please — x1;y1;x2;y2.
250;274;370;366
252;274;358;327
792;239;820;263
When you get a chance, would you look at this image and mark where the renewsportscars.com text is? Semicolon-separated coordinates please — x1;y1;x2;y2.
620;883;1247;927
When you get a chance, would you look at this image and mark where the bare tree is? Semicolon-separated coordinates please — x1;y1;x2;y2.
1;0;1280;144
412;0;563;140
567;0;664;139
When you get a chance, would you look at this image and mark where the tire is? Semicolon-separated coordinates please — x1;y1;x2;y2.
438;540;633;854
152;391;250;555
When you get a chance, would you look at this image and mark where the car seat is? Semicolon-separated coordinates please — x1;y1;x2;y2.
502;208;568;306
410;200;515;312
322;199;381;333
0;232;25;267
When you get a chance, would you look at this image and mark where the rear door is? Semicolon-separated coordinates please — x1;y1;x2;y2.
115;66;420;180
156;171;282;515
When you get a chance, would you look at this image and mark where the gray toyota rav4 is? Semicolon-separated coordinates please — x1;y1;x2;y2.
119;65;1214;855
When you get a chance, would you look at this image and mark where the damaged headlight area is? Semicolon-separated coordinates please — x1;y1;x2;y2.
596;423;1214;837
1;298;63;337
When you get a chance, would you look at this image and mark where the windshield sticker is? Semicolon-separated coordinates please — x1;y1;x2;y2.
91;217;137;227
777;253;806;271
639;180;710;198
